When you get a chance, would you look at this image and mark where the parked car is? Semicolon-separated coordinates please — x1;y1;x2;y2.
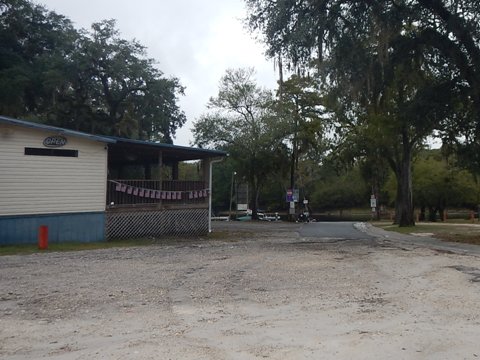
258;212;280;221
237;211;280;221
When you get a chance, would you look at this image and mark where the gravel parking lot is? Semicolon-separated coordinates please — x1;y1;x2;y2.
1;221;480;359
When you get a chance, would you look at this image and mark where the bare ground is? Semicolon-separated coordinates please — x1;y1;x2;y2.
1;222;480;359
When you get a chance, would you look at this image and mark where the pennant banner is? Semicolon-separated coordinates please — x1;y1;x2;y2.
111;181;209;202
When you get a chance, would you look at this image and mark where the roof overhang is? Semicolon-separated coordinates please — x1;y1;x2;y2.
107;137;226;166
0;115;116;144
0;115;227;165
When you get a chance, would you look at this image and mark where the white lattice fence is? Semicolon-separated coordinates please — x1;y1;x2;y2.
106;208;209;239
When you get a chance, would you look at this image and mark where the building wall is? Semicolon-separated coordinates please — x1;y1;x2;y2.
0;124;108;244
0;124;108;216
0;212;105;245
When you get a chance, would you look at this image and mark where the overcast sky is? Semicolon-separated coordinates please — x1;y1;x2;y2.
36;0;278;145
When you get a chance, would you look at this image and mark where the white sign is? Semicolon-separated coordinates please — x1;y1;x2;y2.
293;189;300;202
237;204;248;211
303;199;309;205
370;197;377;208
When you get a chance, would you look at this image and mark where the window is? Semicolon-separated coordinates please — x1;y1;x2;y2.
24;147;78;157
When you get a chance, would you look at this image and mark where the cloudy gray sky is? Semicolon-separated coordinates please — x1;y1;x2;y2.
37;0;278;145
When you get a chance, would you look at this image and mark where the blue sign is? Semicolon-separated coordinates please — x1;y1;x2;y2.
286;189;293;202
286;189;299;202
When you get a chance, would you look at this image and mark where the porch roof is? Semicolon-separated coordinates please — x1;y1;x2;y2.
107;136;227;166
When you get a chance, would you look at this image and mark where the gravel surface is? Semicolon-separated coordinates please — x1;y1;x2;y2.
1;221;480;359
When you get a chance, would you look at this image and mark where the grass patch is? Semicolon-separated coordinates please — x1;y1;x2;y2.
433;231;480;245
0;238;156;256
0;231;239;256
372;221;480;245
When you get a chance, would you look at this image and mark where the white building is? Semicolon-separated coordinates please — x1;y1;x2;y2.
0;116;225;245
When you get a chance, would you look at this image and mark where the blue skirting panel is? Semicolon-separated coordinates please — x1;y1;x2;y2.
0;212;105;245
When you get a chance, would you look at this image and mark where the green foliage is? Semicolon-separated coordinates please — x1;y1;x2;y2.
0;0;77;117
0;0;185;142
384;149;480;219
246;0;480;158
193;68;289;216
276;74;327;190
210;158;236;213
413;151;479;209
311;165;369;212
178;162;202;181
277;75;325;154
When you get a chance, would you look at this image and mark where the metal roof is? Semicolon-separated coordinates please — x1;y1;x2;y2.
0;115;227;161
0;115;116;144
106;136;227;161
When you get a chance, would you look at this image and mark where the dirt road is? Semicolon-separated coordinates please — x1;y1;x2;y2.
1;222;479;359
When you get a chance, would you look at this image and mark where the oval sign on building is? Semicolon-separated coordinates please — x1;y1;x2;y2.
43;135;67;148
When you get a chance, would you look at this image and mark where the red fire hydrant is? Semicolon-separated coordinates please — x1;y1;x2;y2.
38;225;48;250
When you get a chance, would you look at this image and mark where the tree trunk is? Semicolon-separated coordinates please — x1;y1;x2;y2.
439;207;445;222
394;130;415;227
288;126;298;222
419;205;426;221
394;182;401;224
290;151;295;194
249;176;260;220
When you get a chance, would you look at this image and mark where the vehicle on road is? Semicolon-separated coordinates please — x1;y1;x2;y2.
237;210;280;221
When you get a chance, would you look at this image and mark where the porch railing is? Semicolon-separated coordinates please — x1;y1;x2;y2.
106;180;208;208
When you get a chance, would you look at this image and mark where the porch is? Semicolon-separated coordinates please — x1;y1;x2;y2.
105;137;226;239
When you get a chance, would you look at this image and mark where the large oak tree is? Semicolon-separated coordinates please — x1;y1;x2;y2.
0;0;186;142
246;0;480;226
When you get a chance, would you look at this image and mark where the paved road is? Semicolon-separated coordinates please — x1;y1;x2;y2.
299;221;374;240
299;221;480;256
215;220;480;256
